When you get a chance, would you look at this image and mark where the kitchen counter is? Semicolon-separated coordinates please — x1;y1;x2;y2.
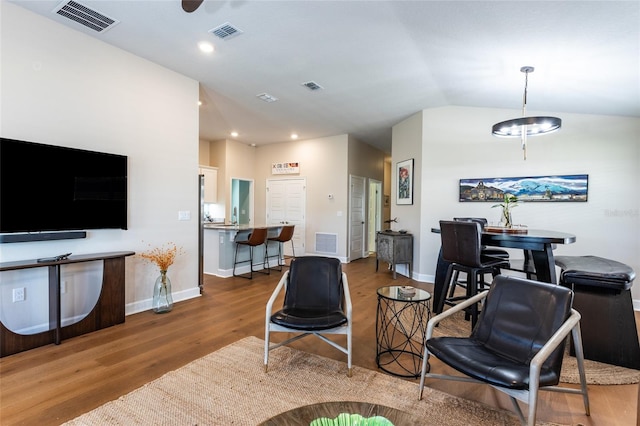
203;224;283;277
203;223;278;231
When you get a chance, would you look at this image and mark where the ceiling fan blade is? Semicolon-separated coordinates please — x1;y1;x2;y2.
182;0;204;13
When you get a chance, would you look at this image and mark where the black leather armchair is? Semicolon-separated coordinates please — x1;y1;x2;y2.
264;256;352;376
419;275;590;426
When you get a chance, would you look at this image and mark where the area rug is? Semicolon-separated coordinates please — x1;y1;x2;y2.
63;336;563;426
430;310;640;385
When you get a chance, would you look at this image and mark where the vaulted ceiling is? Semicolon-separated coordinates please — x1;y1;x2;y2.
10;1;640;153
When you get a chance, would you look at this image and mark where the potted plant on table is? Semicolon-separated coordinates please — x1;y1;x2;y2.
140;242;183;313
492;194;518;228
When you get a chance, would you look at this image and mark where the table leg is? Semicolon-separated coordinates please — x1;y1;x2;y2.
48;265;62;345
531;244;557;283
433;247;451;314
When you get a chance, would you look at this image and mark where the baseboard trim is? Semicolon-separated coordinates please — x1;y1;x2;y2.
125;286;201;316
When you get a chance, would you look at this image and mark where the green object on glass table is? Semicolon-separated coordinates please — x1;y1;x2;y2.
310;413;394;426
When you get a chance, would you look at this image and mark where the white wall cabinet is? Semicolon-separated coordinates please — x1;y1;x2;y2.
199;166;218;203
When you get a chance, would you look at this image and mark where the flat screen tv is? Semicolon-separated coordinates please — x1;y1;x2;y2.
0;138;127;237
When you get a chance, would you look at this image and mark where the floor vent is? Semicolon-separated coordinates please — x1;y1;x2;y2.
209;22;243;40
53;0;119;33
315;233;338;254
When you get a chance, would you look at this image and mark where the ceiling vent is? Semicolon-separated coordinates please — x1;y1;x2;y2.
256;93;278;103
209;22;243;40
53;0;119;33
302;81;324;91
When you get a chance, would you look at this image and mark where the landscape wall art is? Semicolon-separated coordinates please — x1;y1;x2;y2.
459;174;588;202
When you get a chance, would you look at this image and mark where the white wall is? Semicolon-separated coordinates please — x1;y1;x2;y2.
253;135;350;259
347;135;386;181
0;3;201;316
393;105;640;305
391;112;423;277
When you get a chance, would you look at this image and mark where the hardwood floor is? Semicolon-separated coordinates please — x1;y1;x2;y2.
1;256;638;425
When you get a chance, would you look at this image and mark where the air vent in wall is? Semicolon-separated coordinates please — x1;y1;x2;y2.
302;81;324;91
53;0;119;33
209;22;243;40
315;233;338;254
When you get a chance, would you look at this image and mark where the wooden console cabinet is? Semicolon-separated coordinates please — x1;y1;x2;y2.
375;231;413;279
0;251;134;357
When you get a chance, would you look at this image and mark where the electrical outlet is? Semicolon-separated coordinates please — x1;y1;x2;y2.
12;287;25;302
178;210;191;221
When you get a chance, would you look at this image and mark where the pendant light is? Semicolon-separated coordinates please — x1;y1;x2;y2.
492;66;561;160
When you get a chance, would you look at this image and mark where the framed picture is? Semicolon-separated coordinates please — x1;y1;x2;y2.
459;174;588;202
396;159;414;205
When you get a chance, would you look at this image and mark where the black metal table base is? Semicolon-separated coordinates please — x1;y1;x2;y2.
376;295;430;378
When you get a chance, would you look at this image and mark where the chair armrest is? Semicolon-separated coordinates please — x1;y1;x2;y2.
341;272;352;322
265;271;289;322
529;308;582;380
425;290;489;340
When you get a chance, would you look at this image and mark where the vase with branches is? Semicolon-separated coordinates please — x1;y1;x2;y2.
140;242;183;313
492;194;518;228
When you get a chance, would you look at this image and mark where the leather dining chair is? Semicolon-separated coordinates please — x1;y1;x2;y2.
439;220;508;328
449;217;510;297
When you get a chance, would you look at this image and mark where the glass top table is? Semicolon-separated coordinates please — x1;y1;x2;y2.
377;285;431;302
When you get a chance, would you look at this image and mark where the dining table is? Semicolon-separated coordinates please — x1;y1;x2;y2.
431;227;576;314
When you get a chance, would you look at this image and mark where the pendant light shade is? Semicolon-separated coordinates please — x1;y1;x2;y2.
492;66;561;160
492;116;561;137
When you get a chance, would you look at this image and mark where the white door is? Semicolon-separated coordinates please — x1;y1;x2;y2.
349;175;366;262
368;179;382;253
266;178;306;256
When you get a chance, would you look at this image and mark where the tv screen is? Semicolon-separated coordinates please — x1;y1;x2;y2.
0;138;127;234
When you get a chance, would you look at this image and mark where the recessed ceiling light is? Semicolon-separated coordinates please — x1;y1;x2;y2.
198;41;214;53
230;131;239;137
291;133;298;140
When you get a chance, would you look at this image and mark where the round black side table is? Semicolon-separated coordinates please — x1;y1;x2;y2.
375;285;431;378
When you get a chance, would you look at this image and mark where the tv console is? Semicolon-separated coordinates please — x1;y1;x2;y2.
0;251;134;357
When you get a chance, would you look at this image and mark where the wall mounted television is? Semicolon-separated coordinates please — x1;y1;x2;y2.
0;137;127;242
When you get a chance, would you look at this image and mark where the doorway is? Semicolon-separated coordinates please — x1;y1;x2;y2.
266;178;306;256
231;178;253;225
368;179;382;254
349;175;366;262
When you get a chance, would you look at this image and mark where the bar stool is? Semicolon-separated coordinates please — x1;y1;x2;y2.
266;225;295;271
233;228;270;279
439;220;508;328
448;217;509;298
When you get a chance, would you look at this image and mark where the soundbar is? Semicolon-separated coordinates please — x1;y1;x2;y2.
0;231;86;244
